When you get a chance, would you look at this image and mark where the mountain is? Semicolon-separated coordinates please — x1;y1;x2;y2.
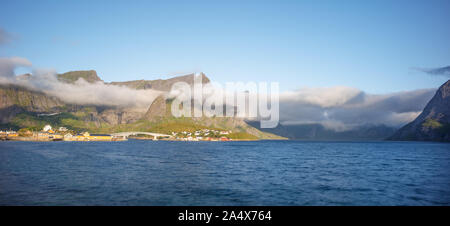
57;70;103;83
247;121;397;141
0;84;64;124
0;70;283;139
109;72;210;91
143;95;167;120
389;80;450;142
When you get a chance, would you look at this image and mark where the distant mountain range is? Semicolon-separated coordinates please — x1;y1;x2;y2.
247;121;397;141
389;80;450;142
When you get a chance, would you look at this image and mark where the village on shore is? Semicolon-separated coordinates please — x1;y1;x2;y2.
0;125;238;142
168;129;233;141
0;125;125;142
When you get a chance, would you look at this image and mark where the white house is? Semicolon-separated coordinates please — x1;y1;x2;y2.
43;125;52;132
58;127;68;132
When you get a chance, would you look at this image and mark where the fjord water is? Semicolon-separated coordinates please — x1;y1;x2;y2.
0;140;449;205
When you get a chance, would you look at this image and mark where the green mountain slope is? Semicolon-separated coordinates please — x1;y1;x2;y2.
389;80;450;142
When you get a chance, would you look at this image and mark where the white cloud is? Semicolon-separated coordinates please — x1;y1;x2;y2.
279;86;435;129
0;57;32;79
280;86;361;107
0;57;161;109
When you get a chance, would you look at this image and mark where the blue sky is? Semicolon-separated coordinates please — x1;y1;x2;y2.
1;0;449;93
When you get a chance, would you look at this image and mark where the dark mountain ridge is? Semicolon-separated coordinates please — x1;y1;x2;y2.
247;121;397;141
389;80;450;142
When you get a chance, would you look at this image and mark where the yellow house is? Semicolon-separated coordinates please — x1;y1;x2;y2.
73;132;90;141
89;134;112;141
52;134;63;140
37;132;50;139
66;132;112;141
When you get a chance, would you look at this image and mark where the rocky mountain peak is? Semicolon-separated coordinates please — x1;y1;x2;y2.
57;70;103;84
143;95;167;121
108;72;211;91
389;80;450;141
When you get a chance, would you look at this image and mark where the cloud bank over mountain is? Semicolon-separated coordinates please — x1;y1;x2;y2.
279;86;435;130
0;57;161;108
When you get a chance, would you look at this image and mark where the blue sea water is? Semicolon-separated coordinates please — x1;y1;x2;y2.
0;140;449;206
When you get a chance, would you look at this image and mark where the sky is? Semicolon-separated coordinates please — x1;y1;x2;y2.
1;0;449;93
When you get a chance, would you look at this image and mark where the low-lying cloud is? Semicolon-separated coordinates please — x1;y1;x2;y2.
279;86;435;130
167;79;435;130
0;57;161;109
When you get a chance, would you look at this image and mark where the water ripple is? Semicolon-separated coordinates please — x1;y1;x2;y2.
0;140;449;205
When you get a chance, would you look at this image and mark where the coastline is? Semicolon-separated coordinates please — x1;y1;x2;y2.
1;136;281;142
